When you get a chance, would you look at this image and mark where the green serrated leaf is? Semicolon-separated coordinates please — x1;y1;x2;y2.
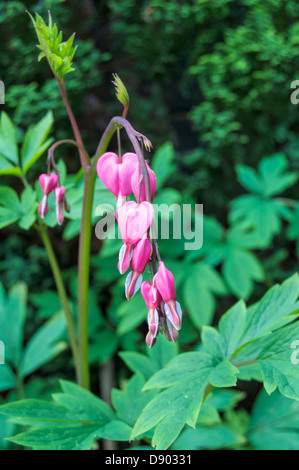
21;111;54;173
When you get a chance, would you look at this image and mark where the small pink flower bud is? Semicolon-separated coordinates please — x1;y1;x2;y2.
158;304;179;343
154;261;182;330
39;173;58;195
96;152;138;198
54;186;66;226
125;236;152;299
165;317;179;343
141;281;161;338
131;162;156;202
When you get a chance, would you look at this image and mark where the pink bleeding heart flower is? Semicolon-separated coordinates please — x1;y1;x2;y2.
154;261;182;331
117;201;154;274
141;281;162;341
38;173;58;219
118;201;154;244
97;152;138;204
165;318;179;343
54;186;66;225
125;236;152;299
131;162;156;203
159;304;179;344
39;173;59;195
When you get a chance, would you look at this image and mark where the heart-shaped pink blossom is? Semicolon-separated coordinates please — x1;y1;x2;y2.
118;201;154;245
97;152;138;197
39;173;58;195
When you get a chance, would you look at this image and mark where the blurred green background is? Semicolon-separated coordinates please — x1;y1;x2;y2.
0;0;299;450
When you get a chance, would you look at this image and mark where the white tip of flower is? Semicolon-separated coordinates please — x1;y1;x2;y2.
176;301;183;323
125;272;143;299
118;244;126;274
125;271;132;299
164;302;176;329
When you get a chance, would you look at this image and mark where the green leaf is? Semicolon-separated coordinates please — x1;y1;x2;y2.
0;186;38;230
236;164;263;194
20;312;67;377
258;154;297;197
21;111;54;173
236;154;297;197
0;380;127;450
222;247;264;299
172;424;240;450
151;142;176;189
204;274;299;365
183;263;227;328
119;352;157;380
131;352;217;449
0;411;15;449
0;364;16;392
8;424;103;450
116;293;147;335
18;186;38;230
287;203;299;240
248;389;299;450
112;374;157;427
0;112;19;166
0;283;27;367
209;360;239;387
195;402;221;426
119;334;178;380
229;195;282;245
241;273;299;344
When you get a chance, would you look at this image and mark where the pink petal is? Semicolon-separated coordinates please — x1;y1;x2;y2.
118;201;154;245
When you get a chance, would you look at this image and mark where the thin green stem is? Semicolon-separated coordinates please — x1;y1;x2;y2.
77;169;95;389
57;79;90;169
76;121;119;389
16;373;25;400
48;139;90;172
36;219;79;381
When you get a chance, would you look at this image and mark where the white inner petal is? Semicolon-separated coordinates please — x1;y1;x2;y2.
125;271;132;299
118;244;127;274
164;302;177;329
133;274;143;297
176;301;183;323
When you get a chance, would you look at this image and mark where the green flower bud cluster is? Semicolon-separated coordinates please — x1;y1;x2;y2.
28;11;77;79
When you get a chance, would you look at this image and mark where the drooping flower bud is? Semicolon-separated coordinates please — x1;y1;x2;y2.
38;173;58;219
131;162;156;203
125;236;152;299
117;201;154;275
54;186;66;225
96;152;138;200
39;173;59;195
154;261;182;331
158;303;179;344
165;317;179;343
141;281;161;340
